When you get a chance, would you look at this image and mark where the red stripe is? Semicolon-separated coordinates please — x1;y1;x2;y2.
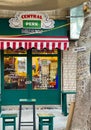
16;36;68;39
64;43;67;50
58;43;61;49
28;42;32;49
34;42;37;49
7;42;10;48
0;42;4;49
13;42;16;49
25;42;27;49
19;42;22;48
46;42;49;49
0;40;69;50
40;42;43;50
52;42;55;50
0;42;1;49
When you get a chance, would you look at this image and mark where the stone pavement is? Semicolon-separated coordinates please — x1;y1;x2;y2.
0;105;68;130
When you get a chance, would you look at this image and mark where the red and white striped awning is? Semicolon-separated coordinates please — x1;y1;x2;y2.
0;36;69;50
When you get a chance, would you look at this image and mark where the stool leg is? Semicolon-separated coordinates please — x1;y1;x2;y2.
3;119;5;130
39;118;43;130
33;104;36;130
39;124;43;130
49;118;53;130
18;104;22;130
14;118;16;130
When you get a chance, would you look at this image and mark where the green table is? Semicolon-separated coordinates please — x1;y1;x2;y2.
0;94;1;113
61;91;76;116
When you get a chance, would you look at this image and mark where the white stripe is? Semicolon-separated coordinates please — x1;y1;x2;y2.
55;42;58;48
4;42;7;49
61;42;64;50
31;42;35;48
10;42;13;48
37;42;40;50
49;42;52;50
67;42;69;48
43;42;47;48
16;42;19;49
22;42;25;48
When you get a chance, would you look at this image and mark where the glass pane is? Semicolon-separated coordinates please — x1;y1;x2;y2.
32;49;58;54
4;56;27;89
70;5;84;39
4;48;27;54
32;57;58;90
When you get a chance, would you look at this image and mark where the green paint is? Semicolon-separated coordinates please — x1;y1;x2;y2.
0;19;68;36
62;91;76;116
23;20;41;29
0;19;68;106
1;50;61;105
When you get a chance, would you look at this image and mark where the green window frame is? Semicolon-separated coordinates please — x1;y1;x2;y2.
3;49;27;90
31;49;60;90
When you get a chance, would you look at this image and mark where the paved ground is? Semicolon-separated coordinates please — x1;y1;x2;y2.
0;105;68;130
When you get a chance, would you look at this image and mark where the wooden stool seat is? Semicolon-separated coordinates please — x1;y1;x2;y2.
1;113;17;130
37;113;55;130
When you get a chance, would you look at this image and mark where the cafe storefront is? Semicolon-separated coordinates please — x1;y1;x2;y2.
0;12;69;106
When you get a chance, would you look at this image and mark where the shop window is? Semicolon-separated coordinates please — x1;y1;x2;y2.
32;57;58;90
4;56;27;89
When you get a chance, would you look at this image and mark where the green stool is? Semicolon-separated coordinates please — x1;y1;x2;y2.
18;98;36;130
37;113;55;130
1;113;17;130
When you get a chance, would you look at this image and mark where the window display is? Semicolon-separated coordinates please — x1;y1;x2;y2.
32;57;58;90
4;48;58;90
4;56;27;89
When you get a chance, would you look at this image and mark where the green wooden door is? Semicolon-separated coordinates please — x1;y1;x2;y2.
1;49;61;105
27;50;61;105
2;50;28;105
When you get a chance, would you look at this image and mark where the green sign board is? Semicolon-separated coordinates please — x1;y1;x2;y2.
0;19;68;36
23;20;41;29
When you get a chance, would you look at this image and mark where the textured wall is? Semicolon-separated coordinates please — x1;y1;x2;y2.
62;43;77;92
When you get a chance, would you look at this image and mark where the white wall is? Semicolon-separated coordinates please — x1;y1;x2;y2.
62;43;77;92
62;43;77;104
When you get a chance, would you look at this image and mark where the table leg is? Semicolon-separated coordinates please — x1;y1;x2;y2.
49;118;53;130
18;104;22;130
33;104;36;130
62;93;67;116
